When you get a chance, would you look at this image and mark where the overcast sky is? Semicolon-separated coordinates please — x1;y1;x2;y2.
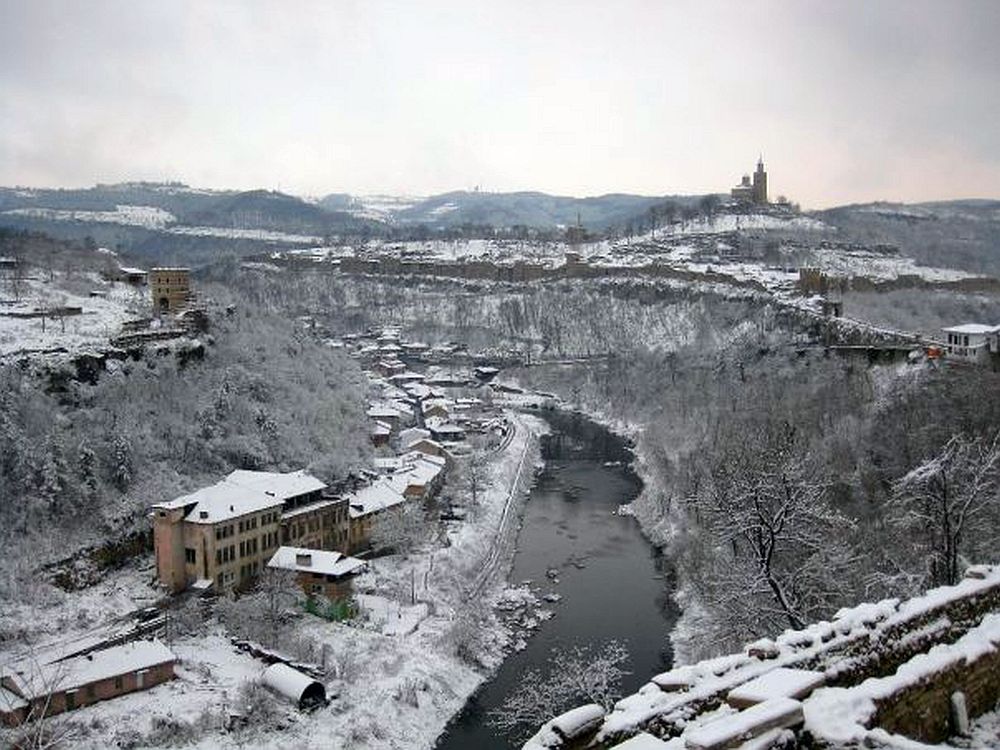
1;1;998;208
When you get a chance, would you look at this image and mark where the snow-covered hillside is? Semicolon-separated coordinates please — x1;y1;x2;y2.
0;273;143;357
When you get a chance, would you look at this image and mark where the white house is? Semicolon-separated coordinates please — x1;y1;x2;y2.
941;323;1000;361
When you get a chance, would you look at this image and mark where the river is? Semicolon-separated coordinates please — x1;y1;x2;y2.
435;409;677;749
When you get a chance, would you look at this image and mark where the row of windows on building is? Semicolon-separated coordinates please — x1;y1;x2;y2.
213;512;279;542
185;530;280;568
64;674;133;710
285;510;349;542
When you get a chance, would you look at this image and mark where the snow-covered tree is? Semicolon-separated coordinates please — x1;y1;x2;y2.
369;503;429;558
487;640;630;740
888;432;1000;587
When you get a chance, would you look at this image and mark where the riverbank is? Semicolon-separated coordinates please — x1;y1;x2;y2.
435;409;677;749
495;381;693;664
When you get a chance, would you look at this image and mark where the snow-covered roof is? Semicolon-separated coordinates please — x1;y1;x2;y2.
225;470;326;501
941;323;1000;335
152;470;324;524
2;640;175;700
267;546;365;578
0;685;28;712
404;436;447;453
347;479;407;518
398;427;431;446
367;405;401;419
373;456;406;472
152;480;283;524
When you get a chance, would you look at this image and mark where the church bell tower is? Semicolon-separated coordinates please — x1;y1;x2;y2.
752;156;768;205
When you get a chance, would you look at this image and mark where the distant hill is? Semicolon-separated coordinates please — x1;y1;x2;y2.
813;200;1000;275
336;190;692;230
185;189;362;234
3;182;999;272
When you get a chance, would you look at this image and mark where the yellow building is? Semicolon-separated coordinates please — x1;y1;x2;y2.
152;482;283;593
151;470;336;594
150;267;191;315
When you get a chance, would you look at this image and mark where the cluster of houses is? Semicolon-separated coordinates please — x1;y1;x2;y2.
1;326;512;728
149;327;509;603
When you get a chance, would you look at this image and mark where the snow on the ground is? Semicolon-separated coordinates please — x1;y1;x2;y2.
348;194;425;221
2;205;176;229
0;562;160;656
23;412;547;750
632;212;829;241
803;246;976;283
0;273;144;357
0;205;324;244
969;703;1000;749
167;225;323;244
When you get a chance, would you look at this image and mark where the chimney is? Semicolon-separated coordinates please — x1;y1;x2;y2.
295;553;312;567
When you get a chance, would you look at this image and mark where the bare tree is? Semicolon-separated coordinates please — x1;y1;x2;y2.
888;432;1000;587
370;502;429;558
687;418;857;641
461;439;491;514
487;640;630;740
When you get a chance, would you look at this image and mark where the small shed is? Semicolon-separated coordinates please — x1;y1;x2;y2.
261;663;326;709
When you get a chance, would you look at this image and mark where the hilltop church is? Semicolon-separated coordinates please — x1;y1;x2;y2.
731;157;768;205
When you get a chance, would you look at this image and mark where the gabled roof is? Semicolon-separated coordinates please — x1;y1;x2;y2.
267;546;365;578
152;481;283;524
225;470;326;501
347;479;407;518
2;640;175;700
152;470;323;524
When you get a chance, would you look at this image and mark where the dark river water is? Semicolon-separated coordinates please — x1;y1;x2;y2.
435;410;677;750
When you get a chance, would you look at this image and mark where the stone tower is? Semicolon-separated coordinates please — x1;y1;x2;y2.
752;156;768;205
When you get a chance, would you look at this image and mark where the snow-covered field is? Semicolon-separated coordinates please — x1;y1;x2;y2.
651;212;829;237
0;273;143;357
802;246;976;283
0;205;324;244
2;205;176;229
167;225;323;244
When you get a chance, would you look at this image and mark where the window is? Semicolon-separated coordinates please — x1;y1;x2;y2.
238;520;244;534
184;548;196;565
216;550;222;565
87;685;96;699
114;675;123;690
239;541;246;557
66;691;77;710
